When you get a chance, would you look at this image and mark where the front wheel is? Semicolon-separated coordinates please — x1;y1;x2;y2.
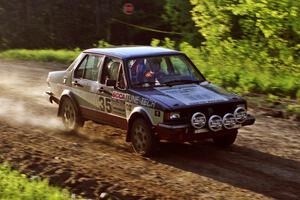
60;98;83;132
213;130;237;147
131;118;158;156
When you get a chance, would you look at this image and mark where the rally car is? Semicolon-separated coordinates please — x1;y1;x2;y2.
46;46;255;156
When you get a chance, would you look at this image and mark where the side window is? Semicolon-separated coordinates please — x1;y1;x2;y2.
74;56;88;78
100;57;121;84
84;56;101;81
128;59;145;84
74;55;101;81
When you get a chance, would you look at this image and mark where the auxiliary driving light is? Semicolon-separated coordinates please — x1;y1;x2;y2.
208;115;223;132
234;107;247;123
222;113;236;129
191;112;206;129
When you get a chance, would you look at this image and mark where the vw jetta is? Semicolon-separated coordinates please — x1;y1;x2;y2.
46;46;255;155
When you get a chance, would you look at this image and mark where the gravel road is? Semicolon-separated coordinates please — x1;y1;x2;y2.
0;59;299;200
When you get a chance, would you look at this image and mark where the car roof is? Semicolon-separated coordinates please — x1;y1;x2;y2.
84;46;181;59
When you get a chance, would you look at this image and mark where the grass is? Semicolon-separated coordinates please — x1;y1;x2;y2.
0;163;75;200
0;49;80;64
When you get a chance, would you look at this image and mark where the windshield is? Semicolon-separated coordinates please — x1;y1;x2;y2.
128;54;204;87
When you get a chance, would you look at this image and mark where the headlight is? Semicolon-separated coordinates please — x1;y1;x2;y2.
170;112;180;120
164;112;180;120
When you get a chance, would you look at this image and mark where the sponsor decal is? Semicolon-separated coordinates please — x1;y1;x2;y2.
112;91;126;100
112;92;156;108
126;95;156;108
154;110;161;117
156;85;227;105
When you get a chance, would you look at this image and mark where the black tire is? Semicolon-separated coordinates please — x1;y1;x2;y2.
60;98;83;132
130;118;158;156
213;130;238;147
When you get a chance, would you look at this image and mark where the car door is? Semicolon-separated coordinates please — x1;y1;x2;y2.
72;54;103;115
94;56;127;128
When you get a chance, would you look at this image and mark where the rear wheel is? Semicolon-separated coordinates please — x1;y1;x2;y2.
131;118;158;156
60;98;83;132
213;130;237;147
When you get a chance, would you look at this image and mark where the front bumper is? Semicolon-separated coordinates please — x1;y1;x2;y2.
156;114;255;142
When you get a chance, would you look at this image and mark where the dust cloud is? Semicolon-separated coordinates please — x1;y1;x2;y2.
0;97;63;129
0;72;63;130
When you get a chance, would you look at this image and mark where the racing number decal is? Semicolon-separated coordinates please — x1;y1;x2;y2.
98;97;112;113
106;98;112;113
99;97;105;111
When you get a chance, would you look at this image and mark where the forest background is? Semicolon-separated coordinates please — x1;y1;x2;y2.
0;0;299;99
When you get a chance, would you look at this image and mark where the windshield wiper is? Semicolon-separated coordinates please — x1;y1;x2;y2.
133;81;170;88
133;81;156;87
163;79;201;86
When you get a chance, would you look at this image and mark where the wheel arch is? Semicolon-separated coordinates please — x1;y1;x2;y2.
126;107;154;142
57;90;81;117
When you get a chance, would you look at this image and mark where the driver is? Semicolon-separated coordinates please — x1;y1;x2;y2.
145;57;162;79
136;57;162;83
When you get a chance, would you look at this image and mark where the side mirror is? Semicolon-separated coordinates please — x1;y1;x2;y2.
106;79;116;87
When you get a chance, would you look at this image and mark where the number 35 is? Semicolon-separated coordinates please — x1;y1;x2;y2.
98;97;112;113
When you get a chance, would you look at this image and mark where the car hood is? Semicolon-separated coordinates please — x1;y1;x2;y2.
130;82;244;110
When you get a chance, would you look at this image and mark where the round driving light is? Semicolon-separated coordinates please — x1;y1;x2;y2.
222;113;236;129
208;115;222;132
234;107;247;123
191;112;206;129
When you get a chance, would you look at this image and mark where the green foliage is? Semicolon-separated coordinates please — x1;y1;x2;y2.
152;38;300;97
0;40;114;64
287;104;300;114
267;94;279;103
0;49;80;64
297;90;300;100
93;40;113;48
0;164;74;200
151;37;176;49
185;0;300;97
163;0;203;45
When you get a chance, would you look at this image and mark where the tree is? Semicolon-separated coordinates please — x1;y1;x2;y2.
190;0;300;67
163;0;203;45
0;0;168;49
188;0;300;96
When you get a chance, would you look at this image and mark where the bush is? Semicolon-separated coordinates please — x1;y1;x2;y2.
152;38;300;98
181;0;300;98
0;164;74;200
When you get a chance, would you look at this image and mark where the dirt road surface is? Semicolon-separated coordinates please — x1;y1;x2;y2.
0;59;299;200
